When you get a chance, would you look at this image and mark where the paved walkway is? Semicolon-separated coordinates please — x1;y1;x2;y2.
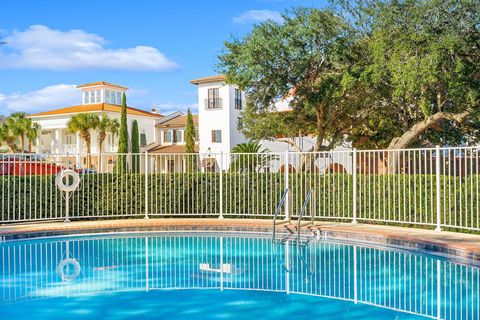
2;219;480;258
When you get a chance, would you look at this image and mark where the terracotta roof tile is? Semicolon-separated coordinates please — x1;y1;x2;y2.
190;75;226;85
147;144;199;154
156;115;198;128
77;81;128;90
28;103;161;118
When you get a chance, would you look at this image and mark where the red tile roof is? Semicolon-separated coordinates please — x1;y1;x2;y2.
156;115;198;128
147;144;199;154
28;103;162;118
76;81;128;90
190;75;226;85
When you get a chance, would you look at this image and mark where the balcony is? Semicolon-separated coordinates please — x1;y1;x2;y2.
204;98;223;110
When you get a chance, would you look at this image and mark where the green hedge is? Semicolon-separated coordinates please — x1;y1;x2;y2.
1;173;478;233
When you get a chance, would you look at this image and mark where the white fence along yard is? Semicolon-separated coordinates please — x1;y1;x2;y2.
1;146;479;232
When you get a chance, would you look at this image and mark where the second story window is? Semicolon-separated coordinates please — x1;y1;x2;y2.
164;131;172;143
173;130;182;143
211;130;222;143
206;88;222;109
140;132;147;147
235;88;242;109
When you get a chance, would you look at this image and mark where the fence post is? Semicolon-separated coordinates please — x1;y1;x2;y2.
144;151;149;219
219;152;224;219
352;148;357;224
284;150;290;221
435;145;441;231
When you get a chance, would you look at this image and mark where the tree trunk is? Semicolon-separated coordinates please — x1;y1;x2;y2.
387;109;473;172
20;135;25;153
388;109;473;150
81;131;92;169
7;141;17;153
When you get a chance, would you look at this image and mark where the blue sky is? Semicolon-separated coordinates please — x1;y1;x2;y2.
0;0;326;116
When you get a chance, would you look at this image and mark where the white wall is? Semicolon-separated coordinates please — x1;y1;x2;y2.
31;111;157;154
197;82;246;154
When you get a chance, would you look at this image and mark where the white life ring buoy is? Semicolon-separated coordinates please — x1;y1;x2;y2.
57;258;81;282
55;169;80;192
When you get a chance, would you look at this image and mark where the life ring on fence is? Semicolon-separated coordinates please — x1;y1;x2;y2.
57;258;81;282
55;169;80;192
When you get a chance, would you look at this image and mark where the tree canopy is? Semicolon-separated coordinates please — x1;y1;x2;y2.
219;1;480;150
219;8;367;152
344;0;480;149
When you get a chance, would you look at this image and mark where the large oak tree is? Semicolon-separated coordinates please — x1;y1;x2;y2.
219;8;369;153
340;0;480;149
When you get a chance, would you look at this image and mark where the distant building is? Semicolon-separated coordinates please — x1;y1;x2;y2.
190;75;246;155
28;81;162;169
145;112;199;172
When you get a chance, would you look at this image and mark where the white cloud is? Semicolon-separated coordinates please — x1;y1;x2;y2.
0;84;79;114
233;10;283;24
156;102;198;115
0;25;178;71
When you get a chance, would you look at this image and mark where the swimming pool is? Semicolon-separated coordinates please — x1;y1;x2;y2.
1;233;478;319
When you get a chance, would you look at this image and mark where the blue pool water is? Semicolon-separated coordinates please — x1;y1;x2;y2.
0;233;478;319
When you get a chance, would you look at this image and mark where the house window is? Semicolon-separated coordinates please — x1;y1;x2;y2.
89;91;95;104
235;89;242;109
105;90;111;103
174;130;182;143
82;91;88;104
107;133;115;146
140;133;147;147
116;92;122;105
164;131;172;143
95;90;100;103
211;130;222;143
195;129;199;141
206;88;221;109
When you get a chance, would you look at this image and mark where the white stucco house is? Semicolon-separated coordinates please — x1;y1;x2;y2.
145;112;199;172
189;75;353;173
28;81;162;169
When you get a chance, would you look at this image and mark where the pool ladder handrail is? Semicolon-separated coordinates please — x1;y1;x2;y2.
272;188;289;241
297;189;314;244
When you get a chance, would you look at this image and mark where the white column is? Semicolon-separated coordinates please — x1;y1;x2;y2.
55;129;61;162
35;136;41;153
76;132;81;166
55;129;61;153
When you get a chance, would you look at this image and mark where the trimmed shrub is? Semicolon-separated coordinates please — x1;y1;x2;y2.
1;173;478;233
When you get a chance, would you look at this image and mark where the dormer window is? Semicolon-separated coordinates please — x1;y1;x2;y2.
78;82;128;106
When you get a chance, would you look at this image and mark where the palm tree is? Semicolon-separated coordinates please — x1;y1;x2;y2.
97;113;119;154
26;121;41;152
6;112;30;152
0;123;18;152
67;113;99;168
230;140;278;173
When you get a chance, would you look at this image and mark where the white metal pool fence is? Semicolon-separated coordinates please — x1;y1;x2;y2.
1;146;480;232
1;235;479;319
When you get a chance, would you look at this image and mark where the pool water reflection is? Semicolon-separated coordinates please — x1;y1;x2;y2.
0;233;478;319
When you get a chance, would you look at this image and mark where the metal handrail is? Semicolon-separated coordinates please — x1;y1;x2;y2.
297;189;313;243
272;188;289;241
